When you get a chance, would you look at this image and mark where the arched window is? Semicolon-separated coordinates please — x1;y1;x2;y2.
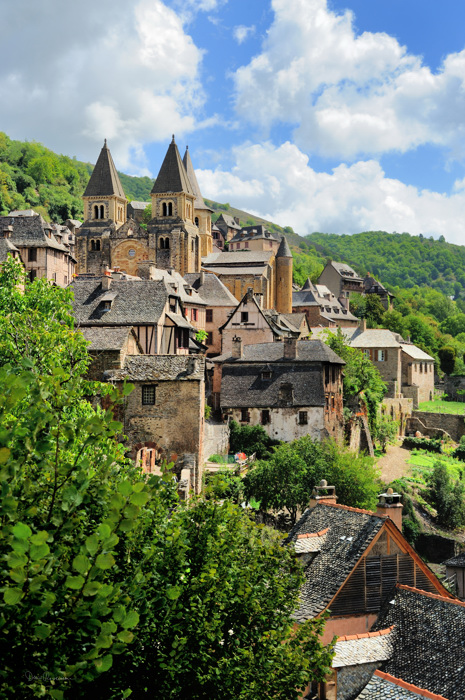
165;237;170;249
96;240;101;251
195;217;199;227
160;238;165;249
94;205;99;219
168;202;173;216
162;202;167;217
136;447;159;474
99;205;104;219
91;240;96;251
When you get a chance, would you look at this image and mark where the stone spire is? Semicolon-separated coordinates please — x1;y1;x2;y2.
182;146;211;211
151;136;194;195
83;140;126;199
276;235;292;258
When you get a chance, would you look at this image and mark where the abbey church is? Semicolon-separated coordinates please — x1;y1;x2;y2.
75;137;292;313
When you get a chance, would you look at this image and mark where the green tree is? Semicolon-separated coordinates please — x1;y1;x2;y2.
373;414;398;452
365;295;386;327
438;345;456;375
428;462;465;529
229;420;280;459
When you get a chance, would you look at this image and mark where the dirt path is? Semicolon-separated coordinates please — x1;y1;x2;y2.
376;444;412;484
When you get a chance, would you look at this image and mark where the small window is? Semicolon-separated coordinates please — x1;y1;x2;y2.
195;217;199;226
298;411;308;425
206;331;213;345
206;309;213;323
240;408;250;423
192;308;198;321
241;311;249;323
142;385;155;405
420;363;423;373
261;410;270;425
261;371;272;380
160;238;165;249
168;202;173;216
377;350;386;362
28;248;37;262
29;269;37;282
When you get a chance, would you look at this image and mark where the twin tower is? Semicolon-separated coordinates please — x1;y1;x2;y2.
76;136;213;277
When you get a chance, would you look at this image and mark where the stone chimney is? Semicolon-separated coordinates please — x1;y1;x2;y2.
359;318;367;332
309;479;337;509
101;271;112;291
232;335;243;359
200;269;205;286
284;337;298;359
376;488;403;530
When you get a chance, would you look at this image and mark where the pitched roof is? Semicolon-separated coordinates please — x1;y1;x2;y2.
203;250;274;266
80;326;137;352
444;552;465;567
276;235;292;258
330;260;363;281
356;671;448;699
104;354;205;382
182;147;211;211
333;627;394;668
71;277;170;325
0;237;19;262
372;585;465;700
184;272;238;306
229;225;281;243
0;214;72;253
214;339;345;365
215;213;241;231
83;140;126;199
151;136;194;195
283;503;386;621
400;343;434;361
350;329;402;348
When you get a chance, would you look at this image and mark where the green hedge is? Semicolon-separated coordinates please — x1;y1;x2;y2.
403;436;443;453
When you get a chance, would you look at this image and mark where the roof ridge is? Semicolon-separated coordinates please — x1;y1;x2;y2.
320;502;384;518
297;527;330;539
337;625;394;642
396;583;463;606
373;670;449;699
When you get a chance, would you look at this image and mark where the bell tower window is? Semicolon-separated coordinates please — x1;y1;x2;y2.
100;205;105;219
195;217;199;227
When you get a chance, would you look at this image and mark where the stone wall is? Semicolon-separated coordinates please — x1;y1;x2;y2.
407;410;465;441
382;397;413;434
444;375;465;401
203;420;229;461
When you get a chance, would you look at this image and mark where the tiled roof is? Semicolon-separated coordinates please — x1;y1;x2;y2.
182;148;211;211
214;339;345;365
372;585;465;700
0;237;19;262
401;343;434;361
292;283;358;322
333;628;394;668
330;260;363;280
80;326;135;351
184;272;238;306
203;250;274;266
105;354;205;382
151;137;194;195
283;502;385;621
71;277;170;325
215;213;241;230
83;141;126;199
444;552;465;567
356;671;448;699
276;236;292;258
350;329;402;348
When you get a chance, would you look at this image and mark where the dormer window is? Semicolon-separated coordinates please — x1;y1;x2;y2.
261;371;272;380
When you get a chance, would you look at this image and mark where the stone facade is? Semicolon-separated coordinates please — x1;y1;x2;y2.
407;411;465;442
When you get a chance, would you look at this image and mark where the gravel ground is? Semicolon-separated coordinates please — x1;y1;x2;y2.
376;444;411;484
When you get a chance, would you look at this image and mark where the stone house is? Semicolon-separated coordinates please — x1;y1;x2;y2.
228;224;282;253
318;261;364;309
104;355;205;494
71;272;198;355
127;201;150;222
219;288;310;355
285;484;453;700
214;213;242;246
202;235;293;313
363;273;394;310
347;325;435;406
292;279;359;329
0;228;21;265
0;210;75;286
184;270;238;356
214;338;344;442
80;326;143;380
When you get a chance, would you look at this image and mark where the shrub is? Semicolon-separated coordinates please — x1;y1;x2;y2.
427;462;465;529
229;420;280;459
403;436;443;453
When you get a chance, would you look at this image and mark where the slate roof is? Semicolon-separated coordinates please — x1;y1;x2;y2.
283;503;385;621
105;354;205;382
215;213;241;231
333;628;394;669
350;329;402;348
364;275;394;297
71;277;170;325
372;585;465;700
146;268;206;306
202;250;273;266
0;214;72;252
83;141;126;199
292;281;358;322
280;313;308;332
294;530;329;553
182;147;211;211
214;339;345;365
444;552;465;567
356;671;446;699
184;271;238;306
221;363;326;409
330;260;363;281
80;326;136;351
229;225;281;243
400;343;434;361
151;137;194;195
0;237;19;262
276;235;292;258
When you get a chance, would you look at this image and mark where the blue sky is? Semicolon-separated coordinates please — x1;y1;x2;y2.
2;0;465;242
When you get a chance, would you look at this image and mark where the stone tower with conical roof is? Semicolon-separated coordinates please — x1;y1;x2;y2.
275;235;293;313
182;146;213;257
82;139;127;227
148;136;200;275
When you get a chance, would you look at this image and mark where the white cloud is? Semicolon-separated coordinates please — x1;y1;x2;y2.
233;25;256;45
0;0;205;172
197;141;465;243
233;0;465;160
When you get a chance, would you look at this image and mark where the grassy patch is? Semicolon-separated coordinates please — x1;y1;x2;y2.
417;399;465;414
407;449;464;485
